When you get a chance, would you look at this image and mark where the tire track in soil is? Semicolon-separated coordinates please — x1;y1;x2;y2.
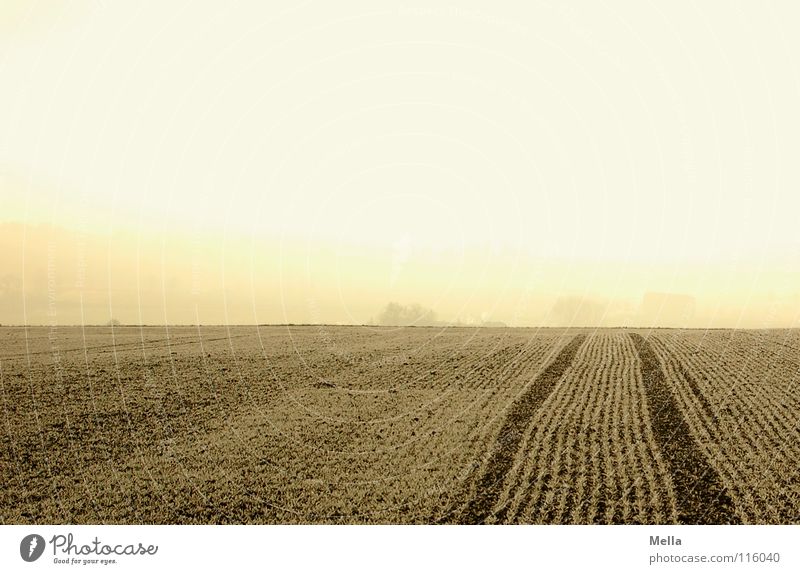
629;333;739;524
453;333;587;524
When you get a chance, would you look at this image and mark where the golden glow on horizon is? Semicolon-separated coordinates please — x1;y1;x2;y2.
2;2;800;327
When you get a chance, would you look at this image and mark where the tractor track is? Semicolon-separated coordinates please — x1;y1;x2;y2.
630;333;739;524
452;333;587;524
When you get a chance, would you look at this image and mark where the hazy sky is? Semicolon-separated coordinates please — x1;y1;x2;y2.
2;1;800;327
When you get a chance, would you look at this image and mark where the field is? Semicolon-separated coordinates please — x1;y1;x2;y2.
1;325;798;524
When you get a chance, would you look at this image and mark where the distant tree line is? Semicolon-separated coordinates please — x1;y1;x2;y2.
375;302;438;326
372;303;507;328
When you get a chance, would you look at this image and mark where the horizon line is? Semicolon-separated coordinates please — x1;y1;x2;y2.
0;323;793;331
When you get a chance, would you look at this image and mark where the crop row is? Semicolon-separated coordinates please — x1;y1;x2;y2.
647;331;800;523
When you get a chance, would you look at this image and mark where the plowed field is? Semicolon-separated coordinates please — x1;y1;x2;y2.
1;326;797;524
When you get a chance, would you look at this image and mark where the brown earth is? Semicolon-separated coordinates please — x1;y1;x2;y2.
0;326;797;524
